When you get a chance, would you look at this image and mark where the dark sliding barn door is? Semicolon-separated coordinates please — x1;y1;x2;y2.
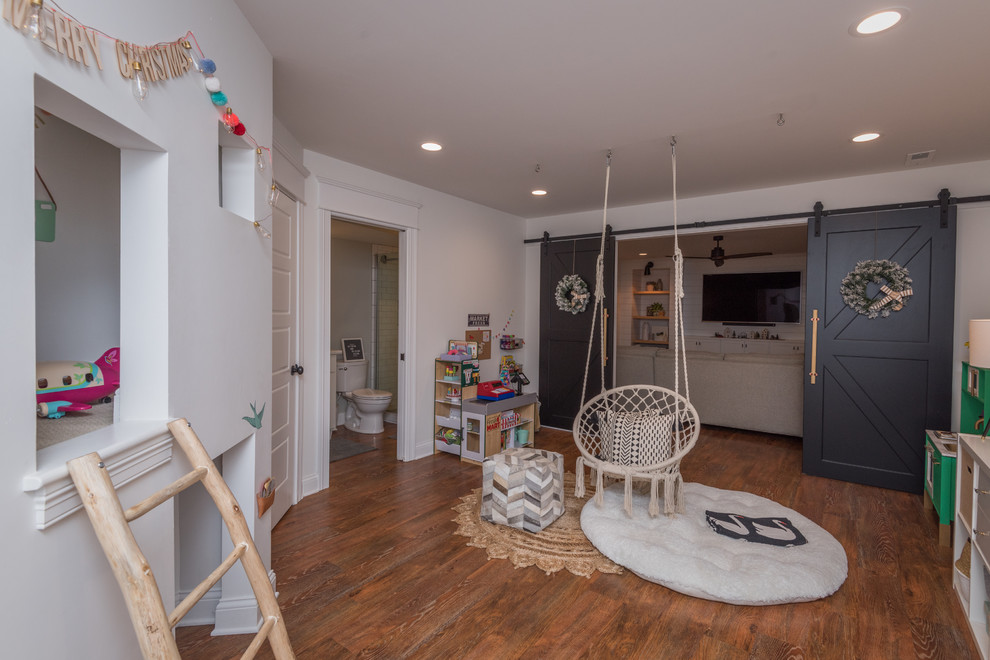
803;205;956;492
540;236;615;429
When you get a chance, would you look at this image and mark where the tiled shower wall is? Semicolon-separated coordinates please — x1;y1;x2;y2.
372;245;399;412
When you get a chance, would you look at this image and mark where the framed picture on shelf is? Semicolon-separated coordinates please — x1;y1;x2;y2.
655;328;667;343
341;338;365;362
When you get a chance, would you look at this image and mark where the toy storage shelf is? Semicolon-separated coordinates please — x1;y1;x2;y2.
954;432;990;659
924;429;957;546
434;358;478;456
460;392;538;464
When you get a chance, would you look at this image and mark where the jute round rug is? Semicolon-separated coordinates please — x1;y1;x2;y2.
452;472;623;578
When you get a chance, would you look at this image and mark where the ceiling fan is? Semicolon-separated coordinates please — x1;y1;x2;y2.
682;235;772;267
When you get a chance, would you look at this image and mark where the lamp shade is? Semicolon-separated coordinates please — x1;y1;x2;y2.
970;320;990;368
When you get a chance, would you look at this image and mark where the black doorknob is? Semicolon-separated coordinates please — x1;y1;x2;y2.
291;364;304;375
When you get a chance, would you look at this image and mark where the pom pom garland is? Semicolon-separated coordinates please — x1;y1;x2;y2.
21;15;274;239
186;38;259;170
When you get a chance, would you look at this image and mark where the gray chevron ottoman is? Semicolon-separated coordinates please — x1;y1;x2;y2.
481;447;564;532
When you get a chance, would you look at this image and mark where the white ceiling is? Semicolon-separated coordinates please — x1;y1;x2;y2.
234;1;990;219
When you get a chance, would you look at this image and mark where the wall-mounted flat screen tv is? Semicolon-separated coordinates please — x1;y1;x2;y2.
702;271;802;324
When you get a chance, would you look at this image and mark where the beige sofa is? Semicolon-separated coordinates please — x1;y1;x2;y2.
616;346;804;437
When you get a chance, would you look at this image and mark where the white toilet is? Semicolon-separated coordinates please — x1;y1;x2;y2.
336;358;393;434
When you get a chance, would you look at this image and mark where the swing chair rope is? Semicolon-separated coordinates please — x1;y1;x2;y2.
579;151;611;408
670;138;689;401
571;142;699;518
578;144;690;406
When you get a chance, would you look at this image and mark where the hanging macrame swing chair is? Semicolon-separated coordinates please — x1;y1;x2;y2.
573;141;700;517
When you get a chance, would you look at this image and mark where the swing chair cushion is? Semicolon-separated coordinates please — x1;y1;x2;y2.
600;409;674;466
574;386;700;516
577;386;696;471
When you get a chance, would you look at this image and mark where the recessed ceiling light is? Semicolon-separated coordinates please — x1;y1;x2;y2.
852;9;905;35
638;252;648;257
852;132;881;143
532;189;547;196
421;142;442;152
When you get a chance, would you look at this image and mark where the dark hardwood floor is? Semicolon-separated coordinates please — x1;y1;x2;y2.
176;423;977;659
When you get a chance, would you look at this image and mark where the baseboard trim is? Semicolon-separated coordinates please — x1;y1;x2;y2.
212;595;260;636
209;570;278;635
173;585;221;627
301;473;321;497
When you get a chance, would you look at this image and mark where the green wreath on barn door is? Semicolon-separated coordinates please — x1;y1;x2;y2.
839;259;913;319
555;274;590;314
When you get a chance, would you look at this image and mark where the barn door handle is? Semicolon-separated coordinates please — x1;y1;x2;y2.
809;308;820;385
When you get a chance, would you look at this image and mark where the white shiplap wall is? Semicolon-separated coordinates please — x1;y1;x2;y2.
617;252;807;346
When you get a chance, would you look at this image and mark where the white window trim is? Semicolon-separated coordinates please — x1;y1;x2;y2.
23;420;174;530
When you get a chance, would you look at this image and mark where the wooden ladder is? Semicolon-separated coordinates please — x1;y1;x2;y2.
67;418;295;660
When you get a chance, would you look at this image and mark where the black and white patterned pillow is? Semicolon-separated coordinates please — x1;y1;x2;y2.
600;409;674;466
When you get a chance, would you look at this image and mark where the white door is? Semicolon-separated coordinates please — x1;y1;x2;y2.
271;190;298;526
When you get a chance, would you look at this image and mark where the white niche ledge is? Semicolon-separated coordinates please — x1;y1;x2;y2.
23;420;174;530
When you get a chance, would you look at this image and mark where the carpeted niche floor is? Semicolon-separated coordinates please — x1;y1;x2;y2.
581;482;848;606
36;400;114;450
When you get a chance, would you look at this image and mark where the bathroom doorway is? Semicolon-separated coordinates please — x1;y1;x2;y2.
330;217;401;437
312;184;419;492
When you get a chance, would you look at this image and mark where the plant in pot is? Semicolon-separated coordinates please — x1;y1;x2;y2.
647;302;665;317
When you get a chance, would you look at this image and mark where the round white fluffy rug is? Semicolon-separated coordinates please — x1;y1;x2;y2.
581;482;848;605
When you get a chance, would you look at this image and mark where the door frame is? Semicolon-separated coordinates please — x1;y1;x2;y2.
312;181;421;491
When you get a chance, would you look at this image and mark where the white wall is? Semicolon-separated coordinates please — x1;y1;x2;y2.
273;116;308;202
2;2;273;656
525;160;990;431
297;153;528;476
35;113;120;361
330;237;374;350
